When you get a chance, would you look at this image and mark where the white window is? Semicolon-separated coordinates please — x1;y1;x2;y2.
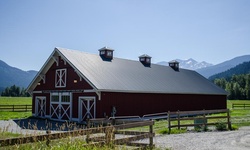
55;69;67;88
100;51;105;55
107;51;112;56
51;95;59;102
140;58;145;61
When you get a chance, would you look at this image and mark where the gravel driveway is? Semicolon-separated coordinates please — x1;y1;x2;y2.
138;126;250;150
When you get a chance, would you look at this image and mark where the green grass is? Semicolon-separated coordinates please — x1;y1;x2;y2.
0;97;32;105
126;100;250;133
0;97;32;120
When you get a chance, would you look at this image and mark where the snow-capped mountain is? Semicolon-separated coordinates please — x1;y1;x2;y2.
157;58;213;70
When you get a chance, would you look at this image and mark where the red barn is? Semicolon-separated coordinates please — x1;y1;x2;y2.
27;47;227;122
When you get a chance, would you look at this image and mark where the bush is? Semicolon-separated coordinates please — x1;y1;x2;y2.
215;122;227;131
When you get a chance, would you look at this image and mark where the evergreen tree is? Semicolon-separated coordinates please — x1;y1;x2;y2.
246;74;250;99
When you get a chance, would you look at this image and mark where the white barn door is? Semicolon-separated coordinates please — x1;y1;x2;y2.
78;97;96;122
35;96;46;118
50;92;71;121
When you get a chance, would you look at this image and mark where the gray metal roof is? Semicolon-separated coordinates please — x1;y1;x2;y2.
55;47;227;95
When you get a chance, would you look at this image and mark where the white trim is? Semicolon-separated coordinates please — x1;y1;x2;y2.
33;91;43;94
55;68;67;88
35;96;46;118
78;96;96;123
52;56;59;66
84;89;95;93
71;118;79;122
50;92;72;121
39;74;46;84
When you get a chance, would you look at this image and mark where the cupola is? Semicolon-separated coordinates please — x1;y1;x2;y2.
99;46;114;61
169;60;179;71
139;54;151;67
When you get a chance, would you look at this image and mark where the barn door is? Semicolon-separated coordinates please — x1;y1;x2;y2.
35;96;46;118
50;92;71;121
78;97;96;122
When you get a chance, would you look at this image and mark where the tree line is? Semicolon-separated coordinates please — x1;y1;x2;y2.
1;85;30;97
213;74;250;100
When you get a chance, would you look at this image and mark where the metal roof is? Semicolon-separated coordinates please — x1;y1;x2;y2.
52;47;227;95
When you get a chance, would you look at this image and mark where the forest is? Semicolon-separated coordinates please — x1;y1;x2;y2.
214;74;250;100
1;85;30;97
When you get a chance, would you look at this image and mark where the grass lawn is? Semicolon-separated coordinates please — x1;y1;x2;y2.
0;97;32;120
0;97;32;105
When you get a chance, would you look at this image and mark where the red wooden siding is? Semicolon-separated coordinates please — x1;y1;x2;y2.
97;92;227;117
34;56;93;91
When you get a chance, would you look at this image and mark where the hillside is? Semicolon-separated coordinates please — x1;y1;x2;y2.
0;60;37;92
196;55;250;78
209;61;250;81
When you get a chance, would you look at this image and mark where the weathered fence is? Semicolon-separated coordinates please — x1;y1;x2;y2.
0;120;155;149
232;103;250;109
168;109;231;134
0;105;32;112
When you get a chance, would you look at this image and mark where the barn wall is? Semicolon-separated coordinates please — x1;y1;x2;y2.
34;56;93;91
98;92;227;117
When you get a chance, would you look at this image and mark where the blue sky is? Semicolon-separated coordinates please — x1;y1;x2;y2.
0;0;250;71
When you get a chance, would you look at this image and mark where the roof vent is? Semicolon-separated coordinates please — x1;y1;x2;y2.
169;60;179;71
99;46;114;61
139;54;151;67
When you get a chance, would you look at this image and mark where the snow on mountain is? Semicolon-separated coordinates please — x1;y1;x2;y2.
157;58;213;70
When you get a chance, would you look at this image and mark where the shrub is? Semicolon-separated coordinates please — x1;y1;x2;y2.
215;122;227;131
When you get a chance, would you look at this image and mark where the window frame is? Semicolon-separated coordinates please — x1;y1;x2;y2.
55;69;67;88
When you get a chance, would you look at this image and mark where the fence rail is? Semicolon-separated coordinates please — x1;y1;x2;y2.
168;109;231;134
0;120;155;149
232;103;250;109
0;105;32;112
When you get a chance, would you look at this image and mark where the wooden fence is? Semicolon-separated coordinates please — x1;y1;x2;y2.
0;120;155;149
232;103;250;109
0;105;32;112
168;109;231;134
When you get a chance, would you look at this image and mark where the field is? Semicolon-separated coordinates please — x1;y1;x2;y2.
0;97;32;120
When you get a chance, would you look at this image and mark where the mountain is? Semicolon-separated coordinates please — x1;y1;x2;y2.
196;55;250;78
208;61;250;81
0;60;38;92
157;58;213;70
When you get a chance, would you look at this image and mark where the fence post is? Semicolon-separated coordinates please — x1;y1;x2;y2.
46;130;51;147
168;111;171;134
227;109;232;130
149;119;153;149
105;126;114;146
86;118;90;143
177;110;180;130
